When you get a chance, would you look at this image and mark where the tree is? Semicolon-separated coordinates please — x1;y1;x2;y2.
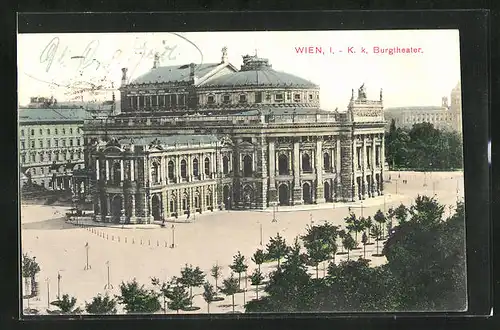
304;239;329;279
362;216;374;244
249;268;264;300
219;273;240;312
345;213;364;247
266;233;290;269
151;276;173;314
393;204;409;224
178;264;205;308
202;282;217;313
166;283;191;313
342;233;356;260
361;232;368;259
337;229;347;254
373;209;387;239
50;294;82;314
301;222;339;261
22;254;40;297
116;279;161;314
251;249;266;272
229;251;248;289
210;263;222;293
85;293;117;314
370;225;383;256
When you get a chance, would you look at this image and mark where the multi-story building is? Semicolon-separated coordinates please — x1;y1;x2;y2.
19;98;112;192
82;48;386;224
384;82;462;132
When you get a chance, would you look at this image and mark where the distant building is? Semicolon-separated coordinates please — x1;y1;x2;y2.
18;99;113;192
384;82;462;133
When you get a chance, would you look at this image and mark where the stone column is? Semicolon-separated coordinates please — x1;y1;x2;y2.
177;189;182;215
106;195;111;219
130;159;135;181
200;185;205;212
315;137;325;203
201;154;205;180
105;159;110;181
362;136;368;199
268;140;277;202
160;156;165;184
340;134;354;202
130;194;136;223
162;190;168;219
371;137;377;196
176;155;181;182
292;140;303;205
380;134;385;194
187;154;192;182
96;158;100;180
120;160;124;183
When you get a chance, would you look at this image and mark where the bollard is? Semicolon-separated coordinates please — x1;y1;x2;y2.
112;236;114;241
132;238;135;244
107;234;109;240
157;240;159;246
165;241;167;247
148;240;150;246
125;237;127;243
118;237;120;242
140;239;143;245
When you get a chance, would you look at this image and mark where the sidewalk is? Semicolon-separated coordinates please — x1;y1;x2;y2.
66;217;161;230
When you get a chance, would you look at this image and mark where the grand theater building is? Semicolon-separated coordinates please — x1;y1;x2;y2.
82;48;386;224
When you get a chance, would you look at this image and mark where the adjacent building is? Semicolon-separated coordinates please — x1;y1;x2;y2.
384;82;462;132
82;48;387;224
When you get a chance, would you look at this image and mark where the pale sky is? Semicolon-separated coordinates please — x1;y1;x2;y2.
17;30;461;111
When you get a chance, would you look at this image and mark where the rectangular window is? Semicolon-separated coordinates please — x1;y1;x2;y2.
286;92;291;100
171;95;177;107
41;167;44;174
70;128;73;134
55;140;59;147
70;140;73;146
55;128;58;135
152;95;158;107
77;139;80;146
309;94;313;100
178;94;185;106
275;94;284;102
31;141;35;148
39;129;43;135
145;96;151;108
47;139;51;148
266;93;271;101
222;95;231;103
21;142;25;149
62;140;66;147
31;129;35;136
39;140;43;148
294;93;301;102
158;95;165;107
255;92;262;103
21;129;24;136
207;95;215;104
62;128;66;135
31;154;35;162
47;128;50;135
48;153;52;161
21;155;26;163
239;94;247;103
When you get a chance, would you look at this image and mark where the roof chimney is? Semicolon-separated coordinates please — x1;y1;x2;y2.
121;68;128;85
221;46;228;64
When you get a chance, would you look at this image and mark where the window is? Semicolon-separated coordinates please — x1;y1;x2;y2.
266;93;271;101
70;140;73;146
47;139;51;148
40;167;44;174
239;94;247;103
31;129;35;136
55;128;58;135
159;95;165;107
243;155;253;177
21;129;24;136
255;92;262;103
367;147;371;168
294;93;301;102
71;153;74;160
302;153;312;172
151;162;159;183
204;157;210;176
275;94;284;102
357;147;362;169
62;140;66;147
62;128;66;134
309;94;313;100
39;140;43;148
193;158;199;177
70;128;73;134
48;153;51;161
31;141;35;148
55;140;59;147
323;152;330;170
114;162;122;183
222;95;231;103
152;95;158;107
278;154;289;175
222;156;229;174
178;94;185;106
39;129;43;135
180;159;187;179
286;92;291;100
207;95;215;104
21;142;25;149
31;154;35;162
376;147;380;166
21;155;26;163
77;139;80;146
47;129;50;135
167;161;174;180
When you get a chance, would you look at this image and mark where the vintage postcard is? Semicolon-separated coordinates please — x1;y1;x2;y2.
18;30;466;315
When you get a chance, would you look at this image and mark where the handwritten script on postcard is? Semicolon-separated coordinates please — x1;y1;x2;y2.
27;33;204;100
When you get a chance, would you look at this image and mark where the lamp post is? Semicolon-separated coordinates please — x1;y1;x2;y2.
170;224;175;248
104;261;113;290
259;222;263;246
309;212;313;225
272;203;277;222
45;277;50;308
423;171;428;187
56;272;61;299
395;180;398;194
84;242;91;270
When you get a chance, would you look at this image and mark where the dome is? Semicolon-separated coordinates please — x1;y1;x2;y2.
200;54;318;88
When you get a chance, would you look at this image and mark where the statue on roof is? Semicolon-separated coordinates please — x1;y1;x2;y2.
221;46;228;63
358;83;367;99
380;88;383;101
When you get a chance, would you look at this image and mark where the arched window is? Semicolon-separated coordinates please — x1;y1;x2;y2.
278;154;289;175
113;162;121;183
243;155;253;177
167;160;174;180
151;162;159;183
302;153;312;172
180;159;187;179
323;152;330;170
204;157;210;176
193;158;199;177
222;156;229;174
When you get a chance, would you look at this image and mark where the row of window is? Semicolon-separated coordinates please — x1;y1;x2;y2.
25;164;83;176
206;91;318;105
355;147;382;169
20;127;81;137
127;94;186;109
21;151;83;163
20;138;82;149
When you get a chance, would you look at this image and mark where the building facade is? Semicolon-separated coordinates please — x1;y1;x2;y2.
82;48;386;224
384;82;462;132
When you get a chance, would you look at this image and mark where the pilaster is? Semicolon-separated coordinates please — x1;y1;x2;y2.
292;140;303;205
340;134;354;202
315;137;325;204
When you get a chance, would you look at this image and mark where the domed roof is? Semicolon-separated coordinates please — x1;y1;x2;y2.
200;55;318;88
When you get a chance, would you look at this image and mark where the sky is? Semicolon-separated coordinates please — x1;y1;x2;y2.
17;30;461;111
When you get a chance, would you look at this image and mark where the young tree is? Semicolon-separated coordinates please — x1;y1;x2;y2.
342;233;356;261
301;222;339;261
337;229;347;254
249;268;264;300
151;276;173;314
116;279;161;314
202;282;217;313
178;264;205;308
166;283;191;313
304;240;329;279
266;233;289;269
210;263;222;293
22;254;40;297
345;213;364;247
251;249;266;272
370;225;384;256
85;293;117;314
219;273;240;313
362;216;374;244
229;251;248;289
393;204;409;224
361;232;368;260
373;209;387;239
50;294;82;314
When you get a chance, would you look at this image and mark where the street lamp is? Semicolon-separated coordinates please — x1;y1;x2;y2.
104;261;113;290
57;272;62;299
84;242;91;270
423;172;427;187
259;222;263;246
272;203;277;222
170;224;175;248
45;277;50;308
309;212;313;225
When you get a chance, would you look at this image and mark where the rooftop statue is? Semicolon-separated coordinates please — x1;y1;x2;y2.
358;83;367;99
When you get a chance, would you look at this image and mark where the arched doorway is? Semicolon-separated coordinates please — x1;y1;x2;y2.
194;192;200;211
223;185;230;209
278;154;289;175
111;195;123;223
278;184;289;206
243;185;254;209
303;182;312;204
151;194;161;221
243;155;253;177
324;181;330;202
302;153;312;172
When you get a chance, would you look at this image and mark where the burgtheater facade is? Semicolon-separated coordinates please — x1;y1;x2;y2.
83;48;386;224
